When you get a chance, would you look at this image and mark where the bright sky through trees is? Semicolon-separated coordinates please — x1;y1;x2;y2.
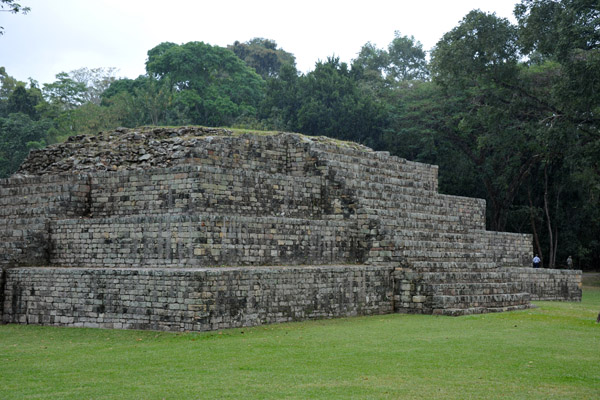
0;0;517;84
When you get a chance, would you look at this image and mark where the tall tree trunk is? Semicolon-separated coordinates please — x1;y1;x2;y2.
552;186;562;268
527;186;543;265
543;164;554;268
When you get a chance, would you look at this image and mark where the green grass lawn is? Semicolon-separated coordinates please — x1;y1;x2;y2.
1;286;599;399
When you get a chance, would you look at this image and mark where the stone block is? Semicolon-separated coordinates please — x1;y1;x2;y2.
412;295;427;303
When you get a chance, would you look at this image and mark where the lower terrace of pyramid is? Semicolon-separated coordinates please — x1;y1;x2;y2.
0;127;582;331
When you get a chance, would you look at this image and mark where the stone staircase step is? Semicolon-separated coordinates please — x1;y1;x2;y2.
406;270;519;283
362;198;480;213
398;250;489;263
311;146;436;183
425;282;522;296
432;303;532;316
432;293;531;309
409;261;498;271
358;208;484;232
365;208;463;223
359;201;485;230
398;240;483;249
311;146;409;170
335;170;429;191
363;217;474;234
394;231;482;243
49;213;360;268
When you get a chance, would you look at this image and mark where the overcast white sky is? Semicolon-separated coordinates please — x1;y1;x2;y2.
1;0;519;85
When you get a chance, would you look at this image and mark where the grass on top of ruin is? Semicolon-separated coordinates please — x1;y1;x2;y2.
1;284;599;400
59;124;373;152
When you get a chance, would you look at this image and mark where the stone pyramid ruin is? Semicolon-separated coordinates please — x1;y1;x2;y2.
0;127;581;331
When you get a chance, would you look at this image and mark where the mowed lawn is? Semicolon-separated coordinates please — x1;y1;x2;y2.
1;283;599;399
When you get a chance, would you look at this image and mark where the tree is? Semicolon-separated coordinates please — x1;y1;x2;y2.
103;76;174;127
146;41;265;126
387;32;429;81
352;33;429;88
0;67;52;177
383;81;486;198
69;67;118;105
430;11;538;232
513;0;600;268
0;113;49;177
6;83;42;118
515;0;600;132
0;0;28;13
101;75;149;102
0;0;30;35
431;11;520;89
38;69;120;140
353;42;389;76
100;76;153;127
0;66;19;101
351;42;391;98
228;38;296;79
515;0;600;61
426;4;600;268
43;72;87;110
296;57;388;149
259;63;300;130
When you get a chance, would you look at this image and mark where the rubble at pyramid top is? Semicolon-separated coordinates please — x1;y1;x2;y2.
14;126;372;177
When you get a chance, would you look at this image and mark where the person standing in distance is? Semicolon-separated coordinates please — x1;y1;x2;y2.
533;254;541;268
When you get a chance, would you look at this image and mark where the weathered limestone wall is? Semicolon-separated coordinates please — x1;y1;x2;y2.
2;266;393;331
18;128;311;177
506;267;582;301
50;215;362;267
304;143;531;268
88;165;335;219
482;231;533;267
0;129;583;329
0;174;90;266
1;265;581;329
0;218;50;266
2;132;509;270
392;267;582;315
358;193;486;231
309;143;439;192
0;174;89;220
393;270;532;315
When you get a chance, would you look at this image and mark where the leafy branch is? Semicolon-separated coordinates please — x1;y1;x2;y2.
0;0;30;35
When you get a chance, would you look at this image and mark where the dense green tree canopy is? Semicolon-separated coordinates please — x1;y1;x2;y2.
6;84;42;118
431;10;520;88
295;57;388;149
228;38;296;79
0;66;18;101
353;42;389;78
424;2;600;267
145;41;265;126
352;33;429;87
515;0;600;60
259;63;300;130
43;72;88;110
429;10;532;232
387;33;429;81
0;113;49;177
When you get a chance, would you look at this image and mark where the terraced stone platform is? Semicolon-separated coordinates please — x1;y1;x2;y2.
0;127;581;331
